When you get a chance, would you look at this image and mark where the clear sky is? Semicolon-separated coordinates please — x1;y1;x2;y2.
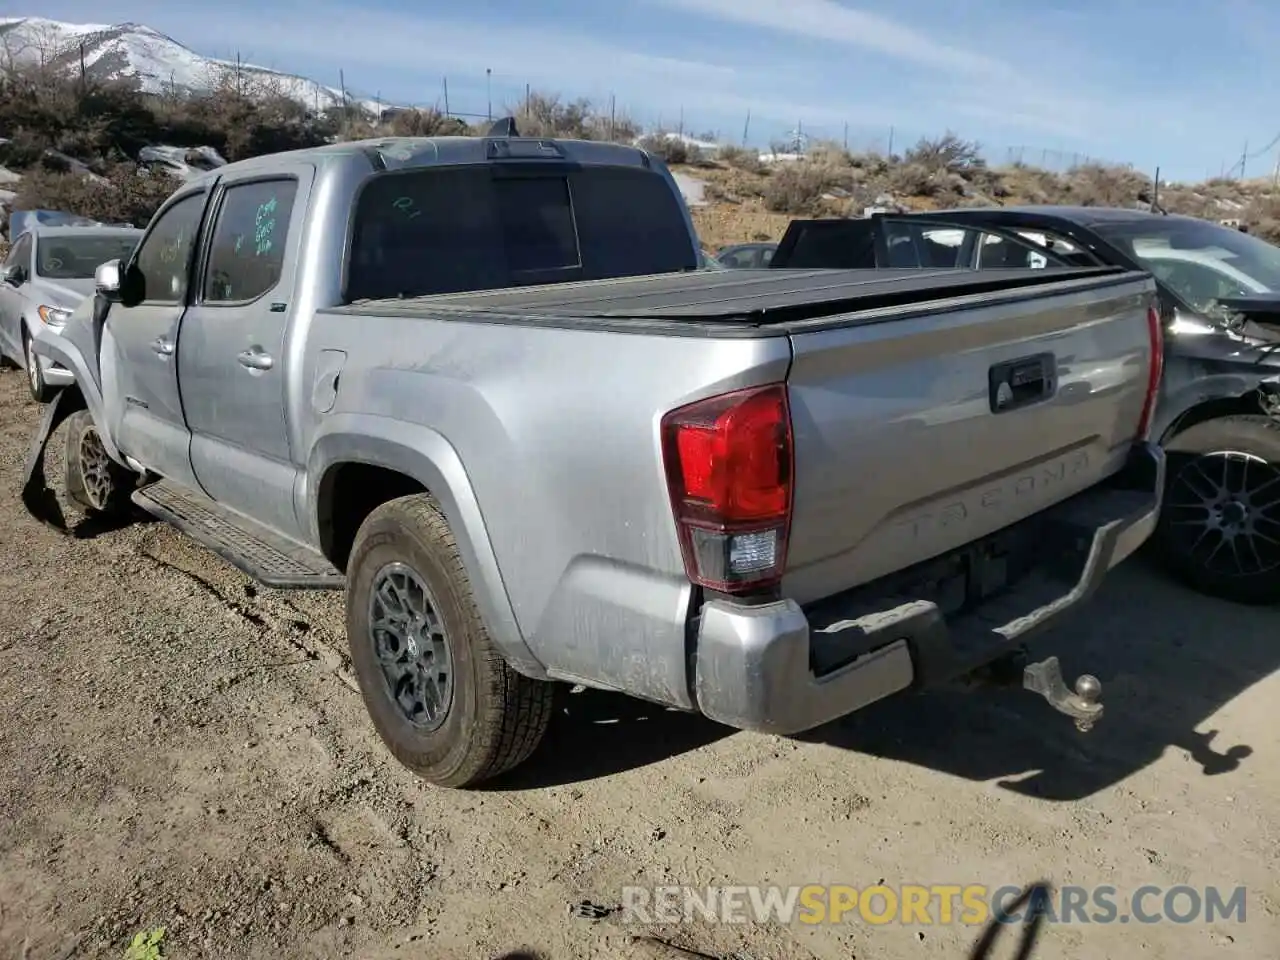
29;0;1280;182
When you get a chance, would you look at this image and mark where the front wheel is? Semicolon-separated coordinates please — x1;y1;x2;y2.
1155;414;1280;605
64;410;136;517
345;494;554;787
24;330;55;404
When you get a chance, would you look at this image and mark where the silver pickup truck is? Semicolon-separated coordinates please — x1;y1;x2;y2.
21;128;1165;788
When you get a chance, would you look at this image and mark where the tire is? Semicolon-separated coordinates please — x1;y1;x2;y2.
345;494;554;787
64;410;136;516
23;328;55;404
1154;414;1280;605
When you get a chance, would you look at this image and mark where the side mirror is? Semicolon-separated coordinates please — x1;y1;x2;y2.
118;261;145;308
2;263;25;287
95;259;123;300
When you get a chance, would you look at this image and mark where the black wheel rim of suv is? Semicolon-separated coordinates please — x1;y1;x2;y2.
1164;450;1280;578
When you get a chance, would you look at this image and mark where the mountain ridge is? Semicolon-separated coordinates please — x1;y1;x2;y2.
0;16;383;114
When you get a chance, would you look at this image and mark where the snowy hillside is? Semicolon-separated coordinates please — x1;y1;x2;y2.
0;16;383;114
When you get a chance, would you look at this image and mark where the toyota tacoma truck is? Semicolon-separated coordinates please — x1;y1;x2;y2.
21;126;1165;788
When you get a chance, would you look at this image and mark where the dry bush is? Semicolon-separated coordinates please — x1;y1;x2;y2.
15;164;178;227
385;108;471;137
888;163;941;197
1246;196;1280;243
904;132;983;172
501;91;639;143
0;60;337;173
848;152;891;176
718;144;765;174
1251;219;1280;244
637;132;702;165
1061;163;1148;207
805;139;853;168
0;128;47;168
762;161;848;214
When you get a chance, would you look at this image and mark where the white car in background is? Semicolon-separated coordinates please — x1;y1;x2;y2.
0;225;143;401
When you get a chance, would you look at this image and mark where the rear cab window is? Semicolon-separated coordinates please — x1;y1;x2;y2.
345;164;697;301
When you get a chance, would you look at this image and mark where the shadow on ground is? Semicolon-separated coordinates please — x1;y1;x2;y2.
800;555;1274;801
71;507;158;539
494;684;729;790
495;555;1276;799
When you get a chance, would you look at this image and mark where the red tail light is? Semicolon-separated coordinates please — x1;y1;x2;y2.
660;383;794;594
1136;303;1164;440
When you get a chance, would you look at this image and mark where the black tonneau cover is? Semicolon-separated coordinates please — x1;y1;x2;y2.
338;265;1135;328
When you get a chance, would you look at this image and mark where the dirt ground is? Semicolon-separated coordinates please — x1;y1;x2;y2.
0;368;1276;960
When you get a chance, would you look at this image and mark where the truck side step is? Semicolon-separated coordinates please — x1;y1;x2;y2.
132;480;345;590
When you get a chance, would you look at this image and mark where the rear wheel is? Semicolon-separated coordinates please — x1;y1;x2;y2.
345;494;554;787
64;410;136;517
1155;414;1280;605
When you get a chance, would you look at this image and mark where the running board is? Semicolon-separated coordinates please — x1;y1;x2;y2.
132;480;345;590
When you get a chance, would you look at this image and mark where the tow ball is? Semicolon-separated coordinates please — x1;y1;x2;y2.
1022;656;1103;732
973;652;1104;732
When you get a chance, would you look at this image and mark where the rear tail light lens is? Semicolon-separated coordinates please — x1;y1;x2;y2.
660;383;794;593
1136;302;1164;440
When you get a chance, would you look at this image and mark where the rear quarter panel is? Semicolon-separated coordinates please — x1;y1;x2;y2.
305;311;790;708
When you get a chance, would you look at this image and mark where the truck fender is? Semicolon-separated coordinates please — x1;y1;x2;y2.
306;415;548;679
20;385;84;531
30;322;124;465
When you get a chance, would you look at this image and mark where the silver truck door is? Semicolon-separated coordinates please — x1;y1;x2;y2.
0;232;34;362
177;164;314;541
100;188;211;488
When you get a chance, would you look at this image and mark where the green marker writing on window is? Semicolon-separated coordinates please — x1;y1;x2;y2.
255;196;278;256
392;196;421;219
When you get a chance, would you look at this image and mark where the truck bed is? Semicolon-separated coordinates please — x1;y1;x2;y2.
318;263;1157;625
334;265;1139;333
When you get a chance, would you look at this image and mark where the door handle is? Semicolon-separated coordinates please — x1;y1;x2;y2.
151;336;174;356
237;347;274;371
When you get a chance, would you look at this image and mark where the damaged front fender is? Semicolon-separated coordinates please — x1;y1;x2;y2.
20;385;84;532
22;295;118;533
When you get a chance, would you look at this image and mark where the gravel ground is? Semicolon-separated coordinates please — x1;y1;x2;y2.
0;366;1276;960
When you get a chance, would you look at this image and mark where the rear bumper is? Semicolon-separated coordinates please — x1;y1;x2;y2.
692;441;1164;735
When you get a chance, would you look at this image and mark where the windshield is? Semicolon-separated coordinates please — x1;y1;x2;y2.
1092;218;1280;319
36;234;141;280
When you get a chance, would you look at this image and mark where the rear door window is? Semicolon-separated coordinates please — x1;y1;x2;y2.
346;165;696;301
202;178;299;303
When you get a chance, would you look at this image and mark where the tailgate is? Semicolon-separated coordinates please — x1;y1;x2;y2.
782;272;1157;604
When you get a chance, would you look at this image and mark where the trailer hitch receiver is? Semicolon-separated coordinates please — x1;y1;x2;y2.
1022;656;1103;732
